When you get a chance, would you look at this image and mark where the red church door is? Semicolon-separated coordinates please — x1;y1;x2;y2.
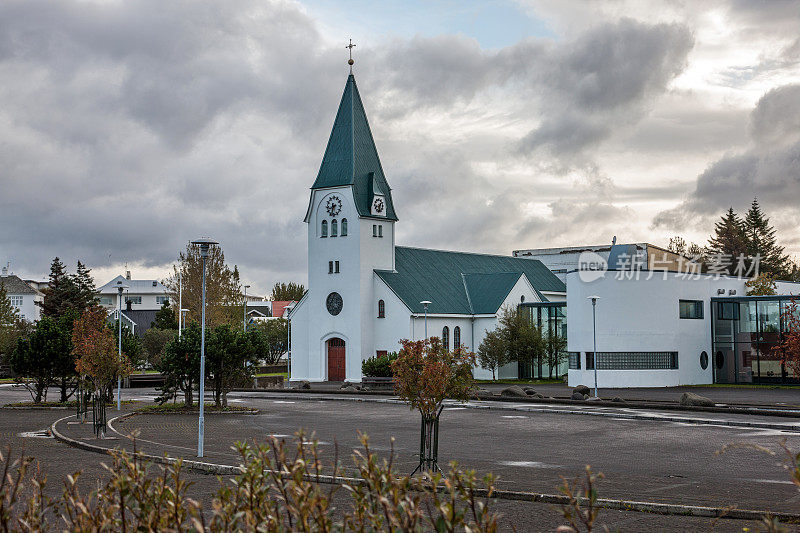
327;338;346;381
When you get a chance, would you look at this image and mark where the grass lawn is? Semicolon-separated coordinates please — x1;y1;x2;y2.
0;378;16;384
137;402;257;414
254;372;288;378
475;378;564;385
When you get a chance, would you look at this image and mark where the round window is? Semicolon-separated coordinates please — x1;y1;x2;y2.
520;295;525;303
715;351;725;370
700;351;708;370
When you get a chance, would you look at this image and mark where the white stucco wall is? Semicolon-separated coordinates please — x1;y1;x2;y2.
567;271;747;388
9;293;43;322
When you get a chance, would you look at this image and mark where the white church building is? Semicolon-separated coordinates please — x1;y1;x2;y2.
288;72;565;383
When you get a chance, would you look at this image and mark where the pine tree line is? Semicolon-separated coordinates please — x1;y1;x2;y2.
669;198;795;279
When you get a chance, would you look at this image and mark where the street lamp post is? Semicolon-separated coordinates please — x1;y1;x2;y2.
178;272;182;335
420;301;431;340
180;309;189;337
116;282;129;411
588;295;600;398
243;285;250;331
191;237;218;458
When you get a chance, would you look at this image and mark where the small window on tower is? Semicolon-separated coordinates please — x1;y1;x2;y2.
372;225;377;237
378;299;385;318
328;261;333;274
378;225;383;238
335;261;340;273
341;218;348;236
321;220;328;238
331;219;338;237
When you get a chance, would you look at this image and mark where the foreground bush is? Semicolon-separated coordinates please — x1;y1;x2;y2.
0;432;499;531
361;351;398;377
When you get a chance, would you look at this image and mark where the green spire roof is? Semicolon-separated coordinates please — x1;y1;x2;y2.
312;74;398;221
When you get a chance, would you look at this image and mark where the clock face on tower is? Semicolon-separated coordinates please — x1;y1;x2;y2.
326;292;343;316
372;197;384;214
325;196;342;217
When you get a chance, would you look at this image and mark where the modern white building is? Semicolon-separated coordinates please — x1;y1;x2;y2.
0;271;44;322
565;266;800;387
288;72;566;383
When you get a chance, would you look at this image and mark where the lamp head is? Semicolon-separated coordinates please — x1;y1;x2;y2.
587;295;600;304
420;300;431;309
191;237;218;258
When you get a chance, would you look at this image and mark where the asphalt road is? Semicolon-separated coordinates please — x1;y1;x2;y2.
3;384;800;531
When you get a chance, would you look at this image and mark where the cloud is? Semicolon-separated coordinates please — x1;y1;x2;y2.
653;84;800;231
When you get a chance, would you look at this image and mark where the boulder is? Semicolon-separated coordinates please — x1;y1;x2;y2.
522;386;537;394
611;396;625;403
533;393;545;399
573;385;590;396
500;385;528;398
679;392;714;407
585;396;602;402
341;384;359;392
294;380;311;390
571;391;586;401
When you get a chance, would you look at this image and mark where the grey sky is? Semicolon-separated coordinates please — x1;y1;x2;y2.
1;0;798;295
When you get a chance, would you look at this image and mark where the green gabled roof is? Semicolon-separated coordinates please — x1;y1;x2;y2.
375;246;565;315
312;74;398;221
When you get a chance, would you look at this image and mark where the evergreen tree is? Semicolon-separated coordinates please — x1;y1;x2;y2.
151;300;179;330
707;208;748;275
75;261;98;309
744;198;790;277
0;282;25;364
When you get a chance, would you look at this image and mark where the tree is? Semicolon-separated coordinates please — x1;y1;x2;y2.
9;313;75;403
0;282;27;367
163;244;242;328
39;258;97;319
477;329;507;381
667;236;686;255
156;323;201;406
545;331;568;379
744;198;790;277
777;299;800;378
151;300;179;330
707;208;748;275
108;320;143;369
141;328;176;368
497;306;545;376
206;325;255;407
745;273;778;296
247;319;287;365
391;338;475;473
73;306;133;402
270;282;306;302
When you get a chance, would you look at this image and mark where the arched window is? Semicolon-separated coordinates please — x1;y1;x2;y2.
321;220;328;237
341;218;348;236
378;299;385;318
331;219;338;237
442;326;449;350
453;326;461;349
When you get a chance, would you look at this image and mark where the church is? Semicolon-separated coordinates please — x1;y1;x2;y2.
287;69;566;383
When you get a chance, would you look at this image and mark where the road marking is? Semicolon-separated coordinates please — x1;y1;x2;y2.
501;415;528;419
19;429;52;438
273;401;296;404
498;460;559;468
743;478;794;485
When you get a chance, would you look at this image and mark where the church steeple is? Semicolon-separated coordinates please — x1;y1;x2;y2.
310;74;398;221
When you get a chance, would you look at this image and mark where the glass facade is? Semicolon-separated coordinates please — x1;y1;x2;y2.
711;296;799;384
519;302;568;379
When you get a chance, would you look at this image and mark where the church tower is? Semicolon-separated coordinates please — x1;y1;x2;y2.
294;70;398;382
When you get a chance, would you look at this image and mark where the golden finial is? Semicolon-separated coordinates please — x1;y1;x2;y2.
346;39;356;73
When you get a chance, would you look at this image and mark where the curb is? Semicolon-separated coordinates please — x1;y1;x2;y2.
227;387;800;418
50;414;800;523
227;393;800;433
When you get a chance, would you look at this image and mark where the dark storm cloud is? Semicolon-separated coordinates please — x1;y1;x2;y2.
653;84;800;229
519;19;693;157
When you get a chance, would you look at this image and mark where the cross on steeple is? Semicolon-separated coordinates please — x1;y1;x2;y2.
346;39;356;73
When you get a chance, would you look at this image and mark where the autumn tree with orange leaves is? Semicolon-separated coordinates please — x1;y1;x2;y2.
72;306;133;400
391;338;475;474
777;298;800;377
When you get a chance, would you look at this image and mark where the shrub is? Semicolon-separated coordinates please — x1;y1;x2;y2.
362;351;398;377
0;433;500;531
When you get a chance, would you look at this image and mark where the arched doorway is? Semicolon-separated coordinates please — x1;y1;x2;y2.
327;338;346;381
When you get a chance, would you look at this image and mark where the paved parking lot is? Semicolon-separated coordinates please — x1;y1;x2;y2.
3;384;800;531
